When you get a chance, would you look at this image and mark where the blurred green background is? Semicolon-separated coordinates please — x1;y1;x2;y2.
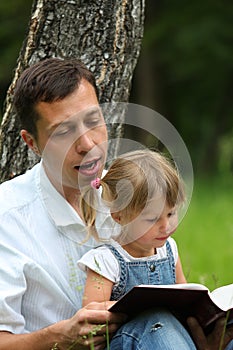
0;0;232;289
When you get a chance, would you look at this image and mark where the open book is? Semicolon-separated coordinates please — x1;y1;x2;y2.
109;283;233;334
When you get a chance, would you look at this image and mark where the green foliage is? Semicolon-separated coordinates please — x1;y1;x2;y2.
0;0;32;117
174;175;233;291
138;0;233;173
218;132;233;174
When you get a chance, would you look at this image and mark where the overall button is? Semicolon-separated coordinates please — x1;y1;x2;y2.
149;264;155;272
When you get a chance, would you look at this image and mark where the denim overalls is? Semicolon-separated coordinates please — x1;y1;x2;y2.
107;240;176;301
107;241;199;349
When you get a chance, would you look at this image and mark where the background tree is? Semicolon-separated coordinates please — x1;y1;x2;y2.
0;0;145;183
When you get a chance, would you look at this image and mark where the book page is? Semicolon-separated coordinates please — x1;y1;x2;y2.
138;283;209;291
210;284;233;311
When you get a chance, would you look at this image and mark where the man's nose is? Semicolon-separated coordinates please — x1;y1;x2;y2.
75;131;95;153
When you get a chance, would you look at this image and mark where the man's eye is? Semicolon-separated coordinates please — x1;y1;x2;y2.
147;218;158;223
55;129;69;136
53;125;76;137
53;129;70;137
85;118;102;128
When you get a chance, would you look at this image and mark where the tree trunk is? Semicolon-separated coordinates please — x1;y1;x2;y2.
0;0;145;183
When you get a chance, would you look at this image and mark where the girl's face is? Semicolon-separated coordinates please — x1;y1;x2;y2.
122;197;179;250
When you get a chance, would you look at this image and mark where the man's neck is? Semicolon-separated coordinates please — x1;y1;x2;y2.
63;188;82;215
42;164;81;215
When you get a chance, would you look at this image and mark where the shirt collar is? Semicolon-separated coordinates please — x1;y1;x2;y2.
37;162;121;239
38;162;84;227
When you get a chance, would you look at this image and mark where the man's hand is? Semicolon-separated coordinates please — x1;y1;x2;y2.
48;301;126;350
187;316;233;350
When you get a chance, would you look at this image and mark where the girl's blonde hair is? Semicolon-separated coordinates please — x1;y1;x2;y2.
80;149;185;240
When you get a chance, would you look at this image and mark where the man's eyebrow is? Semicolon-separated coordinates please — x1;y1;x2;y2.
83;106;101;116
48;120;74;132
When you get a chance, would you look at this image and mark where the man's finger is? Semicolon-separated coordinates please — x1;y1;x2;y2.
187;316;233;350
187;317;207;348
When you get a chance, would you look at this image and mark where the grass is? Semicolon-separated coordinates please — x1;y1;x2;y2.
174;174;233;291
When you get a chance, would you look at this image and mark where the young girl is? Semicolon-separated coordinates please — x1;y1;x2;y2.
78;149;187;306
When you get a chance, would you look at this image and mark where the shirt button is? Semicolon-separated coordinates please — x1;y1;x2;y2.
150;264;155;272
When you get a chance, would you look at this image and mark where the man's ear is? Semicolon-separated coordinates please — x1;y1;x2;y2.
20;130;40;156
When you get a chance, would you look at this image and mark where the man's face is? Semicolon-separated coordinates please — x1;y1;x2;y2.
34;79;108;193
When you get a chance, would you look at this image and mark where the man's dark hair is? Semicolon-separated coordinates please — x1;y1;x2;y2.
13;58;99;138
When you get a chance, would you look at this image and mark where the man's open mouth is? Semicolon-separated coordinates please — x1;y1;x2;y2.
74;158;101;176
75;159;98;170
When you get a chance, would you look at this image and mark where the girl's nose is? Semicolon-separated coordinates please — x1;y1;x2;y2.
159;217;170;233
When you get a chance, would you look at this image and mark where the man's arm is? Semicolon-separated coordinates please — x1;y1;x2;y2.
187;316;233;350
0;329;55;350
0;302;126;350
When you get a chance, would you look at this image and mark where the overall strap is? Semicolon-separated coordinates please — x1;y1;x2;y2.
105;244;128;300
165;240;176;283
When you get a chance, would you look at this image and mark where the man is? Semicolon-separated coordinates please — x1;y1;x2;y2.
0;58;232;349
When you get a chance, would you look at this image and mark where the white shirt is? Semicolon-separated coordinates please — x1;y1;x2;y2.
78;237;178;283
0;162;117;334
